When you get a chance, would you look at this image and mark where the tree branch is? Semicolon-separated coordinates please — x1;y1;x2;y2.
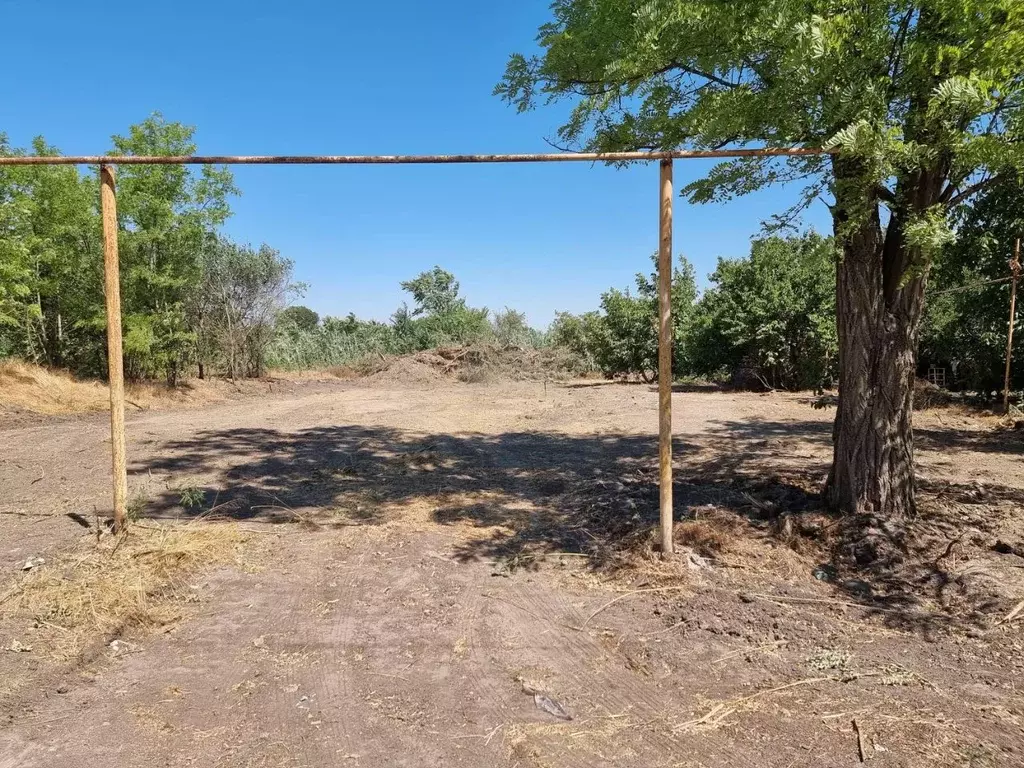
886;8;915;85
942;175;998;208
559;59;737;96
875;184;897;205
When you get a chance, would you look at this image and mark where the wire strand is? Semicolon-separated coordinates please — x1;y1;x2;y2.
931;276;1013;297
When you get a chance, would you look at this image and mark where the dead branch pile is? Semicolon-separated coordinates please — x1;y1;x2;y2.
358;344;587;385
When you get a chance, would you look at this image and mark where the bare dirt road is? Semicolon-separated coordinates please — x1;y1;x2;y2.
2;376;1023;767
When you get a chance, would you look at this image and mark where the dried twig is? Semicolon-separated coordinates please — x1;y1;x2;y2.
712;640;788;665
641;620;687;639
821;706;876;721
576;586;689;630
673;676;832;734
366;671;409;682
732;676;830;706
749;593;902;615
672;703;737;733
996;597;1024;625
852;718;869;762
0;510;56;519
480;592;550;625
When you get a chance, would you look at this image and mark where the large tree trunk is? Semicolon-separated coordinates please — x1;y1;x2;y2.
824;160;932;564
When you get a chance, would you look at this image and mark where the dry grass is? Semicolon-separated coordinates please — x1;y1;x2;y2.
1;521;252;660
271;362;379;381
674;514;744;557
0;359;239;416
0;359;113;414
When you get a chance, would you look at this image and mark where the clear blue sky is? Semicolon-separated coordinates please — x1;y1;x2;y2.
0;0;830;327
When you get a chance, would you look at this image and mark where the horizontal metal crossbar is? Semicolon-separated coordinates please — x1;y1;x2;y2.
0;147;834;166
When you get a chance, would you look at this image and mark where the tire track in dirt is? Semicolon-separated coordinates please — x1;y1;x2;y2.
318;527;405;763
420;418;693;765
246;535;338;768
443;555;529;759
335;531;498;765
479;576;683;766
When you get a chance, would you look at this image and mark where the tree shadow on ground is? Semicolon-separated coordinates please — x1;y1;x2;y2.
915;425;1024;455
136;416;1024;636
139;426;695;531
694;416;1024;634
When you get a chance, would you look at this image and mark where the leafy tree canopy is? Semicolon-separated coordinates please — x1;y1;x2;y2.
401;266;466;317
280;305;320;332
551;254;697;380
498;1;1024;240
922;175;1024;390
688;233;838;389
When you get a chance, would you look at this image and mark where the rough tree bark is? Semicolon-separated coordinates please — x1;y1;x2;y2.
824;158;938;563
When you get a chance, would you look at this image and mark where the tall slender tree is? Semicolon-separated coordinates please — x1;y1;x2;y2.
110;114;238;382
498;1;1024;559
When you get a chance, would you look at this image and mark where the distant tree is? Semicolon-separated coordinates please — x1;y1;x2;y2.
922;177;1024;393
597;255;696;380
113;113;238;383
396;267;491;348
401;267;464;317
688;234;838;390
548;254;697;379
198;238;303;379
549;311;606;372
279;305;320;332
492;307;532;347
597;287;658;381
0;135;100;369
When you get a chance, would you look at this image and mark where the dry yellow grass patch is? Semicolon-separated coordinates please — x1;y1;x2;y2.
0;359;111;414
0;359;233;415
675;516;744;557
0;521;251;659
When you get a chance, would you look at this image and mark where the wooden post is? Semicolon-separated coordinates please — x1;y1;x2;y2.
100;165;128;533
1004;237;1021;414
658;159;674;555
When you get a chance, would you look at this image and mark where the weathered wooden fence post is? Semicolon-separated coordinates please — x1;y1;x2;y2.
100;164;128;533
658;159;674;555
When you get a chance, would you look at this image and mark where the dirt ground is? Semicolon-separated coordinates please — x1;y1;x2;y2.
1;374;1023;767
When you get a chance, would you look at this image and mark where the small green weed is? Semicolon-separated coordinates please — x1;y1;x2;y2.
807;649;851;672
126;493;148;521
179;486;206;510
